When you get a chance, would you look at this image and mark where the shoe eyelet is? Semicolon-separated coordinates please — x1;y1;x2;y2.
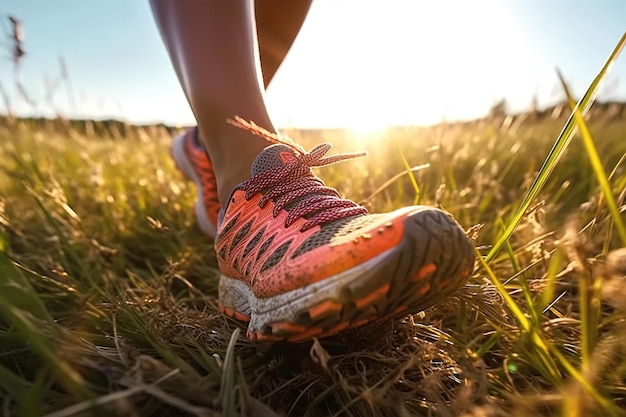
231;197;236;204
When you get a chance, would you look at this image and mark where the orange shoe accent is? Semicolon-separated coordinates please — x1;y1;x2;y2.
248;330;283;342
394;305;408;315
354;283;390;309
271;321;308;335
286;326;324;342
320;321;350;336
459;267;471;279
308;300;343;320
418;283;431;296
220;304;251;322
411;262;437;282
350;318;371;328
437;279;453;291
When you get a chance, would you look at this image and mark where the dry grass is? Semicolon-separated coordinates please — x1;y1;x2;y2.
1;97;626;416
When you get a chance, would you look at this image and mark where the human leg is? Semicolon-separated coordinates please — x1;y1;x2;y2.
151;0;310;205
164;0;312;237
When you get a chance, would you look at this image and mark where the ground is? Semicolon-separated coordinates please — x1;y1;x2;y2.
1;104;626;416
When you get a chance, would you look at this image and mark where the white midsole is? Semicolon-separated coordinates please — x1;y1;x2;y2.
219;246;396;332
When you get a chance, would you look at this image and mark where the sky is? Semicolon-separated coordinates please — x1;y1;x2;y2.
0;0;625;129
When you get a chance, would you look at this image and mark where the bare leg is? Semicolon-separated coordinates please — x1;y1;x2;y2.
150;0;311;204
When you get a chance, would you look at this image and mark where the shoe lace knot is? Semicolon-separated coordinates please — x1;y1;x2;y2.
241;143;368;231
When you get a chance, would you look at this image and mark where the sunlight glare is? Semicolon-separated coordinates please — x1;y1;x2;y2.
267;0;536;129
347;115;389;136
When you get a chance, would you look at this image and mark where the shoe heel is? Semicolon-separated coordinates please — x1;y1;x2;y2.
171;132;218;238
171;133;195;181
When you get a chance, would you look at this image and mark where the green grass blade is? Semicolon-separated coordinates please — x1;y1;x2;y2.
0;252;53;322
476;249;529;332
556;70;626;246
499;221;521;274
539;249;563;312
556;67;625;376
392;138;421;204
0;363;33;399
485;33;626;263
496;217;544;327
33;196;90;285
0;293;90;400
359;164;430;204
474;330;502;358
608;152;626;182
20;368;48;417
549;344;620;416
220;328;240;415
578;262;593;374
477;250;562;381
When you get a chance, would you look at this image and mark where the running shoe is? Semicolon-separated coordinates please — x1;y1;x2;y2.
171;127;221;238
216;142;475;342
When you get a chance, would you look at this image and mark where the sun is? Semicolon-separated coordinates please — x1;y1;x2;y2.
344;112;390;145
348;118;389;137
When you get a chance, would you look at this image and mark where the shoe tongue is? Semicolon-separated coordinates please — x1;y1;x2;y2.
250;144;298;176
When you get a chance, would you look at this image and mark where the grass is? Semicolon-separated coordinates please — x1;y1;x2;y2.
1;40;626;416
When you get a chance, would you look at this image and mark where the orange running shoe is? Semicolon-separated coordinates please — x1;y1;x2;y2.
216;142;475;342
171;127;221;238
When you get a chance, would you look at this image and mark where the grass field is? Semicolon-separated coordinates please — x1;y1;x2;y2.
2;55;626;416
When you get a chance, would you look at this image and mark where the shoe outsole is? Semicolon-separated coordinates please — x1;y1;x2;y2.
171;132;218;238
219;206;475;342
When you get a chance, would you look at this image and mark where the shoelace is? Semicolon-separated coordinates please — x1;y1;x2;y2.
241;143;369;232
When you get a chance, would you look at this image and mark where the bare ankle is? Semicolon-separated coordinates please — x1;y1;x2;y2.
198;124;273;205
217;167;252;206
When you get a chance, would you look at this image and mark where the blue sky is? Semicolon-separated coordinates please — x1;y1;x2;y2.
0;0;625;128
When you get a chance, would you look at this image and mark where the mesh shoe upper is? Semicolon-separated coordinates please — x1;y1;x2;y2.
215;143;424;298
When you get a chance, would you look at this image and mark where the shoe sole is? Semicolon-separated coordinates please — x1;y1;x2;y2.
171;133;218;238
218;207;475;342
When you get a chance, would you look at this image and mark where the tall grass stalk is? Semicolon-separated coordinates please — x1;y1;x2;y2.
392;136;421;204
